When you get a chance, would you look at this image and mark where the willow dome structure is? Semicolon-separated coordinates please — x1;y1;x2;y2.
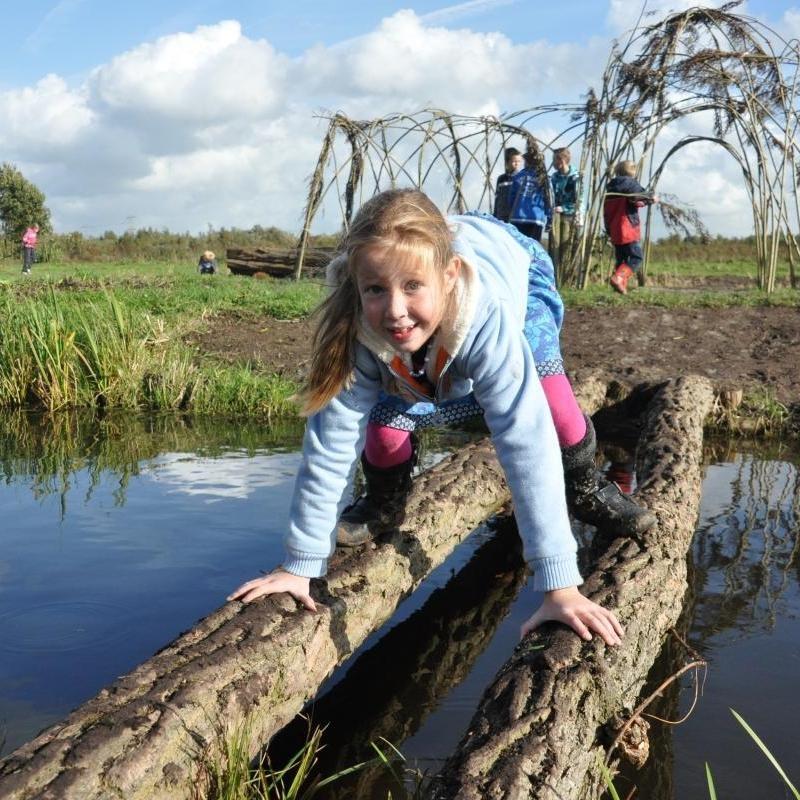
296;3;800;292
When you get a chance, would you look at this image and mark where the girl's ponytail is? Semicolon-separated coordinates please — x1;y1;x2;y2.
301;272;360;415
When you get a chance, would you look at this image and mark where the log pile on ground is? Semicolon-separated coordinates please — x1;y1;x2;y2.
225;247;333;278
0;375;715;800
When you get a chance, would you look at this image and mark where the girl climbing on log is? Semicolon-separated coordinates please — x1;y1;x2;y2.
229;188;654;644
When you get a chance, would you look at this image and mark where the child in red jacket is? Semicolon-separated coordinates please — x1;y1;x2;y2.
603;161;657;294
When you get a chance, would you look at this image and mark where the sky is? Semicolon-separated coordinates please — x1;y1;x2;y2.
0;0;797;237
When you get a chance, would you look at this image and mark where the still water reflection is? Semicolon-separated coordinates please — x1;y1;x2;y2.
270;442;800;799
621;442;800;800
0;410;306;753
1;412;798;800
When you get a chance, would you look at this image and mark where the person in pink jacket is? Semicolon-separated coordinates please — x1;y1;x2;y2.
21;225;39;274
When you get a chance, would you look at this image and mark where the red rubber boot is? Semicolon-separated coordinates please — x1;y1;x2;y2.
610;263;634;295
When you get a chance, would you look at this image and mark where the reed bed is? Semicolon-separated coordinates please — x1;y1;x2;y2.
0;281;319;417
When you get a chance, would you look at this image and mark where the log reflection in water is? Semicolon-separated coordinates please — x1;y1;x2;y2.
610;447;799;799
267;519;526;799
691;452;800;638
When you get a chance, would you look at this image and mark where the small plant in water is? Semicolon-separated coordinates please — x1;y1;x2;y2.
600;709;799;799
192;716;426;800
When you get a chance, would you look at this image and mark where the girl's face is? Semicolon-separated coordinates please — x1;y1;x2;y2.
356;245;460;353
553;154;569;173
508;154;524;173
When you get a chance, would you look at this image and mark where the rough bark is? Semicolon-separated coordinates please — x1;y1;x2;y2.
428;375;715;800
0;438;521;800
0;376;614;800
269;521;527;800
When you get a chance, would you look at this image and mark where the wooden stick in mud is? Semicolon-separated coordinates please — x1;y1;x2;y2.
428;375;715;800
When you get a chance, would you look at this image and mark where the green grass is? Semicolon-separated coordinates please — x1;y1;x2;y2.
647;258;765;280
601;709;800;800
0;273;321;416
0;255;796;417
192;718;424;800
561;282;799;309
0;261;323;319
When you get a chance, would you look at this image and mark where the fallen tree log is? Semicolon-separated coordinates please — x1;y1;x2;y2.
225;247;333;278
0;378;613;800
428;375;715;800
268;520;528;799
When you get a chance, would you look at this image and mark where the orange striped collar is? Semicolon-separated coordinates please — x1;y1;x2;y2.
390;346;449;397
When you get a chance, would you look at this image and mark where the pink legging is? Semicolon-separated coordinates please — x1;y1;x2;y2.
365;374;586;468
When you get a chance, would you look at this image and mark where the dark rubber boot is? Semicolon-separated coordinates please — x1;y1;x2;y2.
336;454;414;547
562;417;656;537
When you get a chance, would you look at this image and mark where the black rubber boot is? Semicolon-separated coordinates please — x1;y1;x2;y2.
562;417;656;537
336;454;415;547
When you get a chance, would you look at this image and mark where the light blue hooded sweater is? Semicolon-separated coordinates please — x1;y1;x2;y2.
283;214;582;593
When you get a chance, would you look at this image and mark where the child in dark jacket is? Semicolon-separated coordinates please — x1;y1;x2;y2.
493;147;523;222
198;250;217;275
603;161;657;294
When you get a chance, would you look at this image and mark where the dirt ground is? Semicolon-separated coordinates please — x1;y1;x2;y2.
191;305;800;407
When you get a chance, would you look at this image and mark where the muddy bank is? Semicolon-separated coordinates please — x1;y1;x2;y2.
188;305;800;405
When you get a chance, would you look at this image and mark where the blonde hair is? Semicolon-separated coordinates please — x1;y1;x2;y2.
302;189;455;415
202;250;215;260
615;160;637;177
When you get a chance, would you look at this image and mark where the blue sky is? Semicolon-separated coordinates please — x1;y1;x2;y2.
5;0;606;86
0;0;797;235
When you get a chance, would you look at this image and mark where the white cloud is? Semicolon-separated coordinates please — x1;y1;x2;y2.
780;8;800;38
145;452;300;502
0;10;765;236
420;0;521;26
606;0;738;34
297;11;606;114
90;20;288;124
0;75;93;156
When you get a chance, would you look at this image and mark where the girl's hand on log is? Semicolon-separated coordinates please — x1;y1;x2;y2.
227;569;317;611
520;586;623;646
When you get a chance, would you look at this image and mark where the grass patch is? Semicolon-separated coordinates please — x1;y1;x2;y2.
0;258;796;417
601;709;800;799
707;387;796;437
562;283;800;309
0;279;316;417
192;717;425;800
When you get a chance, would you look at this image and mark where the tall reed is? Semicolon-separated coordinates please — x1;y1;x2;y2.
0;289;299;417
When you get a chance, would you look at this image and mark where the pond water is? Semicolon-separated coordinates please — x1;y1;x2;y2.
0;413;798;800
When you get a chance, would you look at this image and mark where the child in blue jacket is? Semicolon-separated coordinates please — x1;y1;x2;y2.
508;150;552;242
229;189;654;644
550;147;582;270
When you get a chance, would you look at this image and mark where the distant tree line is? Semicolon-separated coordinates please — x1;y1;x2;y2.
0;161;787;267
0;161;338;263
